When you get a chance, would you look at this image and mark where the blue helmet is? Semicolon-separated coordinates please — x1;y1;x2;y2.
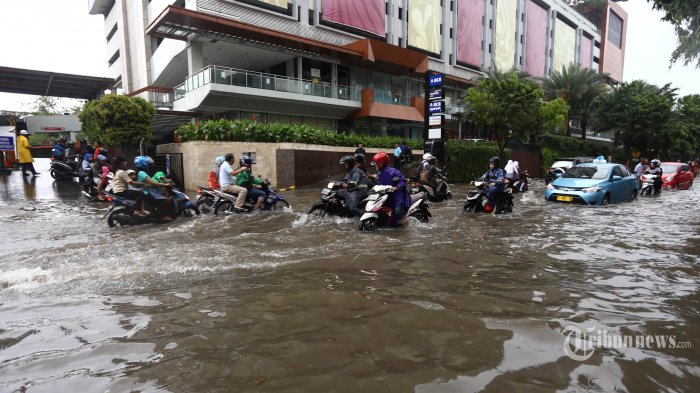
83;153;93;161
97;155;107;162
134;155;154;170
215;155;226;167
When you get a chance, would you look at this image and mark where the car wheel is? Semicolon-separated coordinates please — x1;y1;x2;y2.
601;194;611;206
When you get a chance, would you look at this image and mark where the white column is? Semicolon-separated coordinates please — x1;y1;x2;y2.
187;40;203;74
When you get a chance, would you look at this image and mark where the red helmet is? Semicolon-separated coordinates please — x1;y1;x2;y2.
372;152;389;168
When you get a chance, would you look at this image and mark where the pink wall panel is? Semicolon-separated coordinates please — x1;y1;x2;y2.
457;0;484;67
322;0;385;37
580;36;592;69
524;0;548;77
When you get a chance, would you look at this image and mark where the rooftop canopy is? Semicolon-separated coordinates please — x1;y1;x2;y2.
0;66;115;100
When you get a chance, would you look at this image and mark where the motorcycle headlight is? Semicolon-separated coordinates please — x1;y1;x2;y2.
582;186;603;193
546;184;555;190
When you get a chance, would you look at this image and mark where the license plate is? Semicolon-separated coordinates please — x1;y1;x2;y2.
556;195;574;202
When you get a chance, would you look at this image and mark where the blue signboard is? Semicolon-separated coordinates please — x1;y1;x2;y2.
429;87;444;100
428;73;444;87
428;101;444;114
0;136;14;151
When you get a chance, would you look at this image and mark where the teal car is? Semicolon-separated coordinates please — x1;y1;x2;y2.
545;163;638;205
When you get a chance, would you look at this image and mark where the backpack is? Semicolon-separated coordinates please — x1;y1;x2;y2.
208;170;220;189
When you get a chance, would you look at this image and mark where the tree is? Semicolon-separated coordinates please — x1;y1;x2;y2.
594;80;677;159
542;63;608;139
675;94;700;158
31;96;61;115
79;94;154;148
465;71;564;158
649;0;700;68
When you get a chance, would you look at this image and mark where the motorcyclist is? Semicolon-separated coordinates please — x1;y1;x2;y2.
643;159;663;194
94;154;111;200
134;156;175;221
479;157;506;210
80;153;97;190
371;152;411;227
399;141;412;164
210;155;226;189
354;153;368;175
219;153;248;212
52;138;67;161
235;155;265;210
337;155;369;217
417;154;446;189
414;153;433;179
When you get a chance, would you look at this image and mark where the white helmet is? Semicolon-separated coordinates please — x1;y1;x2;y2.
423;153;434;161
19;130;29;135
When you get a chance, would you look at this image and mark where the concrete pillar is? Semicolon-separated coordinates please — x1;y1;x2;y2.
331;63;338;99
187;40;204;75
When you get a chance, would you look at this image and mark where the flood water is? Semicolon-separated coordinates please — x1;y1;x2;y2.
1;159;699;392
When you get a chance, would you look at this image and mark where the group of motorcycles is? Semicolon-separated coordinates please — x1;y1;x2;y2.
194;179;291;215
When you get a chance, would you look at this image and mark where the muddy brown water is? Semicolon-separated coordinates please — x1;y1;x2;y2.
1;160;699;392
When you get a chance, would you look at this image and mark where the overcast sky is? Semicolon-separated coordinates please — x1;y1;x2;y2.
0;0;697;112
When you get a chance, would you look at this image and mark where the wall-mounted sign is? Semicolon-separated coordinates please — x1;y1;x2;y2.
429;87;444;100
429;115;443;126
428;73;444;87
428;128;442;139
0;136;14;151
428;101;444;114
310;68;321;78
41;127;65;131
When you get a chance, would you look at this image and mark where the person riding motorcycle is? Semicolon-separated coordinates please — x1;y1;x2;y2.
52;138;67;161
94;154;110;200
110;156;148;216
416;153;446;189
134;156;175;221
219;153;248;212
235;155;265;211
354;153;368;175
80;153;97;190
479;157;506;210
337;155;369;217
643;159;663;194
371;152;411;227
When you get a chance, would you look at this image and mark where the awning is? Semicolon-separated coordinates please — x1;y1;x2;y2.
0;66;114;99
343;39;428;73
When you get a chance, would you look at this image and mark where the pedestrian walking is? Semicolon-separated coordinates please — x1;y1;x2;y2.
17;130;39;176
354;143;366;157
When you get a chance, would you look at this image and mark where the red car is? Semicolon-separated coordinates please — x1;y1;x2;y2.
660;162;694;190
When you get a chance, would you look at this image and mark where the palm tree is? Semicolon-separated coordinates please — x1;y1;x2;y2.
542;64;608;139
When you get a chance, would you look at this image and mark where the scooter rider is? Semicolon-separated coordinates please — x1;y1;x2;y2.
219;153;249;213
643;159;663;194
338;155;369;217
371;152;411;227
418;154;446;188
80;153;97;190
236;156;265;211
415;153;432;179
135;156;175;221
479;157;506;210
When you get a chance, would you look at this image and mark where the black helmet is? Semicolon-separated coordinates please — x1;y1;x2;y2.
354;153;365;164
239;156;253;167
340;155;355;166
488;156;500;167
650;159;660;168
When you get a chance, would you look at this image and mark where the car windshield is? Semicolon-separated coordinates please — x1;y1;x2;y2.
563;166;610;179
551;160;574;169
661;165;678;173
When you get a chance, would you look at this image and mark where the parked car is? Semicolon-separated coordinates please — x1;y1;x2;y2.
545;163;638;205
545;157;595;184
660;162;694;190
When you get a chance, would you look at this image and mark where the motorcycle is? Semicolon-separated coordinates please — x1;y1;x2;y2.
213;180;290;215
359;185;431;231
507;171;530;194
106;186;199;227
463;181;514;214
194;186;223;214
410;179;452;202
81;172;113;202
50;157;80;180
308;180;368;218
640;174;660;196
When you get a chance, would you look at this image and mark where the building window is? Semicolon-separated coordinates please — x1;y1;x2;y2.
106;24;118;41
108;50;120;66
398;7;403;20
608;10;623;48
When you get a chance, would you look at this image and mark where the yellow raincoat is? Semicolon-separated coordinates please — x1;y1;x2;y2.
17;135;33;164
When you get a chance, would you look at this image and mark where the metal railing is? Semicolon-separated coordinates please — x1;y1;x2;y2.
174;65;361;102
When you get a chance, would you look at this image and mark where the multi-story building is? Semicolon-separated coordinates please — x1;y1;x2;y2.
89;0;626;140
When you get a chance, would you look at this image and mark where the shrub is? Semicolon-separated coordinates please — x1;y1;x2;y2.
176;119;424;150
445;141;511;183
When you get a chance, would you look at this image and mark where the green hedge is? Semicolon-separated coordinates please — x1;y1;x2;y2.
176;119;424;150
445;141;511;183
538;134;625;174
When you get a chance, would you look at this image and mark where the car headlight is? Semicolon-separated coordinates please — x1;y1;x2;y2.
581;186;603;193
546;184;555;190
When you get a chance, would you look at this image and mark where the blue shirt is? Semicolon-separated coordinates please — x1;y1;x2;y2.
394;147;402;157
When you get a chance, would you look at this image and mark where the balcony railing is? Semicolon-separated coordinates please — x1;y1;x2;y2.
174;65;360;102
373;89;410;106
